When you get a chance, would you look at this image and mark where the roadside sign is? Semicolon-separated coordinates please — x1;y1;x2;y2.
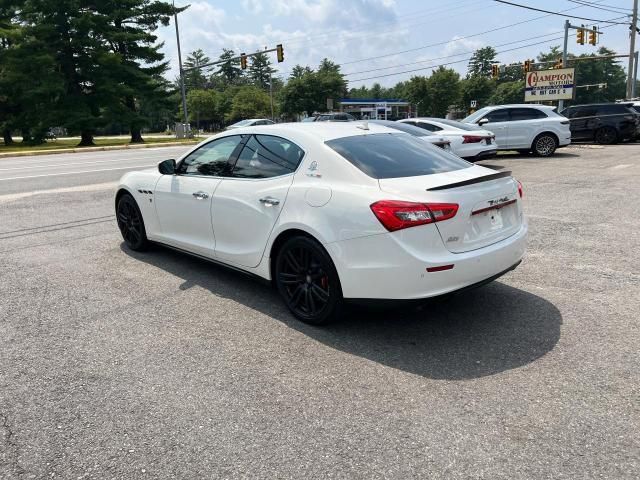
525;68;575;102
470;100;477;108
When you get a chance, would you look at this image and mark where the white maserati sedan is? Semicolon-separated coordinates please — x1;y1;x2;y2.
115;123;527;325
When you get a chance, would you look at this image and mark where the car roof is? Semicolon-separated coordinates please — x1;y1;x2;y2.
566;102;633;107
479;104;556;110
214;121;403;142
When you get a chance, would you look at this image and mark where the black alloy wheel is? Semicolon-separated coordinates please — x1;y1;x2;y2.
116;194;148;251
532;133;557;157
275;236;343;325
594;126;618;145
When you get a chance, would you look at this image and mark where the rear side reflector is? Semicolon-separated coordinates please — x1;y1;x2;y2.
427;264;454;272
517;180;523;198
370;200;458;232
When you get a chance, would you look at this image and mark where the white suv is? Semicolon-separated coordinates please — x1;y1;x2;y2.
462;104;571;156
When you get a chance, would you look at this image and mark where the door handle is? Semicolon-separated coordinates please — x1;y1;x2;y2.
259;196;280;207
192;191;209;200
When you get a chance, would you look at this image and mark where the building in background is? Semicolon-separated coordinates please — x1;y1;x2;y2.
339;98;413;120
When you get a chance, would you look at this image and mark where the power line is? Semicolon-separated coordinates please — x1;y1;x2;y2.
348;22;620;83
565;0;630;14
342;30;569;77
492;0;628;23
336;2;618;67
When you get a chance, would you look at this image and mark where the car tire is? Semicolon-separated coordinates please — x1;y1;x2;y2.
274;236;343;325
594;126;618;145
532;133;557;157
116;193;149;251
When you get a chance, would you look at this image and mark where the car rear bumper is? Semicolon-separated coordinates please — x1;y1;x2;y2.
326;221;528;300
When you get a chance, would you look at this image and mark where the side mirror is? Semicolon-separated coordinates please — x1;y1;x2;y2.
478;118;489;126
158;159;176;175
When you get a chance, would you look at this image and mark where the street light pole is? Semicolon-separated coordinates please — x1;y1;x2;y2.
269;70;274;122
173;0;188;125
627;0;638;99
559;19;570;111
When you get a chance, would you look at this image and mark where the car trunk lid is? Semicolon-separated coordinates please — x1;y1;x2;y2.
378;166;522;253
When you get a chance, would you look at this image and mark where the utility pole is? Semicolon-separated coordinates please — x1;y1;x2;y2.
173;0;188;126
627;0;638;99
633;51;639;97
559;19;570;111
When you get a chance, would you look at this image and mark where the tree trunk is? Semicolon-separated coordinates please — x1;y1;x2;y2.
21;128;32;144
2;129;13;145
78;130;94;146
130;128;144;143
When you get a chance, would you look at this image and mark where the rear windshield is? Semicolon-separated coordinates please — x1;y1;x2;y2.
370;120;432;137
326;133;471;179
428;118;478;131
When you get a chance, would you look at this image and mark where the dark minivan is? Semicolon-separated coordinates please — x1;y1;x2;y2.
561;103;640;144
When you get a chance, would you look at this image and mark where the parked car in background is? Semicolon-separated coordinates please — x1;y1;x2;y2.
227;119;274;129
368;120;452;151
115;123;526;325
561;103;640;144
462;104;571;156
397;117;496;161
314;112;356;122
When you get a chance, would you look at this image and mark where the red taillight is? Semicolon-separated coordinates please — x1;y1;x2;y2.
370;200;458;232
517;180;523;198
462;135;483;143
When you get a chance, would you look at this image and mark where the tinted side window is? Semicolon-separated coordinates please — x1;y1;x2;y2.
178;136;243;176
232;135;304;179
573;108;597;118
597;104;628;115
485;109;510;122
510;108;547;121
416;122;440;132
326;133;470;179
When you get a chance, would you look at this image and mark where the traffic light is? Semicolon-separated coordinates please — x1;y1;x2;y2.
577;27;585;45
276;44;284;63
524;59;531;73
588;26;597;46
491;64;499;79
240;53;247;70
554;58;563;69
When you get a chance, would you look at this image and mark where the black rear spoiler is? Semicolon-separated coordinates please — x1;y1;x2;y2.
427;171;512;191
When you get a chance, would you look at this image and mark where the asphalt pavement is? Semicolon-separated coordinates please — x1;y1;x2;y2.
0;144;638;479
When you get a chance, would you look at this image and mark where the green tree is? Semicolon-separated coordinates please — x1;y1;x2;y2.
186;89;218;130
468;46;497;78
425;67;461;117
228;86;271;121
488;81;524;105
248;51;276;90
460;75;494;110
184;49;211;90
213;48;245;88
16;0;181;146
290;65;313;79
401;76;429;115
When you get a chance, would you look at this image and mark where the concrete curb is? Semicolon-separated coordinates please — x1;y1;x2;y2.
0;140;200;158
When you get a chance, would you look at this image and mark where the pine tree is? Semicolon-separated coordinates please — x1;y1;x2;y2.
248;51;275;90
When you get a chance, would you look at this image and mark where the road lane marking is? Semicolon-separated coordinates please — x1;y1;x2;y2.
0;181;117;203
0;156;164;171
0;164;157;181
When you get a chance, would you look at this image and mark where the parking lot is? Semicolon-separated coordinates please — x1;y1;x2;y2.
1;144;639;478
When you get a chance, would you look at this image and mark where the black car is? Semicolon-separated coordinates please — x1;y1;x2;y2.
561;103;640;144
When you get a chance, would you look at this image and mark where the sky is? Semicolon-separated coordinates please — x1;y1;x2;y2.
156;0;636;89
